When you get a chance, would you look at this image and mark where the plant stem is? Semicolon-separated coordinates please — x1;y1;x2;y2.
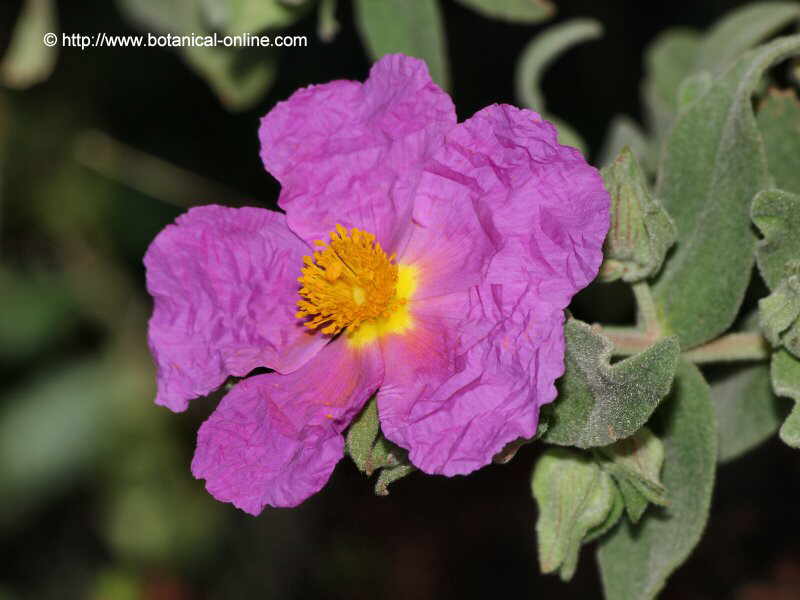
632;281;659;334
598;282;770;364
600;326;656;356
682;332;770;364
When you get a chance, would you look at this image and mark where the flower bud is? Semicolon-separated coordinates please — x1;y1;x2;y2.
599;147;676;283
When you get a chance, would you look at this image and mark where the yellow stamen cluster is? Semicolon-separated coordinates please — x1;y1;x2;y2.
296;225;405;335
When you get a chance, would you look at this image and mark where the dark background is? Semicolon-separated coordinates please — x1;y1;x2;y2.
2;1;799;598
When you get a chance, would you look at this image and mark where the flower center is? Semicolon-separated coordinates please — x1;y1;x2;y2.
296;224;405;335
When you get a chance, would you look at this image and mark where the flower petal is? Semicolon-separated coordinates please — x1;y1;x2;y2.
378;292;565;476
378;105;608;476
145;205;327;412
396;170;498;299
259;54;456;253
434;104;609;308
191;338;383;513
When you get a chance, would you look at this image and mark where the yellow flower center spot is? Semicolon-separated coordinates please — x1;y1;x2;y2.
296;224;410;337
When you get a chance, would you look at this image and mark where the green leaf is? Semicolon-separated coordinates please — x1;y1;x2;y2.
758;89;800;196
652;35;800;349
695;2;800;74
346;396;381;472
597;115;652;172
675;71;712;111
643;3;800;146
117;0;277;110
514;18;602;152
642;28;701;143
600;147;677;283
346;396;405;475
513;19;602;152
752;189;800;290
712;363;785;462
597;361;717;600
545;116;588;154
758;275;800;355
317;0;340;43
585;484;625;542
597;427;668;508
224;0;309;34
0;360;109;525
116;0;195;33
0;0;58;89
374;464;415;496
0;268;76;362
453;0;554;24
354;0;449;90
543;319;680;448
772;349;800;447
181;44;277;111
615;478;650;524
532;448;616;581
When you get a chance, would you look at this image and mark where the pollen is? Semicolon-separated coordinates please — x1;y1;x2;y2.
296;225;406;336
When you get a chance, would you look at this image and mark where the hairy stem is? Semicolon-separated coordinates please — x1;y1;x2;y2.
632;281;660;334
682;332;770;364
601;326;658;356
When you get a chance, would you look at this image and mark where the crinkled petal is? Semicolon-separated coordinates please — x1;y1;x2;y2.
396;168;498;299
378;292;566;475
259;54;456;253
192;339;383;513
435;104;609;308
145;205;327;412
378;105;608;476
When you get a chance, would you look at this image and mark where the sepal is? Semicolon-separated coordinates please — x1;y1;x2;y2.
346;396;416;493
772;349;800;448
596;427;669;522
599;147;676;283
531;448;618;581
758;274;800;357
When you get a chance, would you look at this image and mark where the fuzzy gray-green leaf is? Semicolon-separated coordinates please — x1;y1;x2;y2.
615;477;650;524
758;89;800;195
600;147;676;283
514;19;602;152
542;319;680;448
772;349;800;448
1;0;58;89
374;463;415;496
675;71;712;111
653;35;800;349
598;427;668;507
117;0;277;110
642;28;700;143
597;115;652;172
758;276;800;353
752;189;800;291
515;19;602;112
224;0;309;35
597;361;717;600
354;0;449;90
584;484;625;543
346;396;404;476
695;2;800;74
713;363;786;462
346;396;381;473
532;449;615;581
453;0;554;23
643;3;800;152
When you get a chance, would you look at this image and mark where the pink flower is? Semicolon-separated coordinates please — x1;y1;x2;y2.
144;54;609;514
